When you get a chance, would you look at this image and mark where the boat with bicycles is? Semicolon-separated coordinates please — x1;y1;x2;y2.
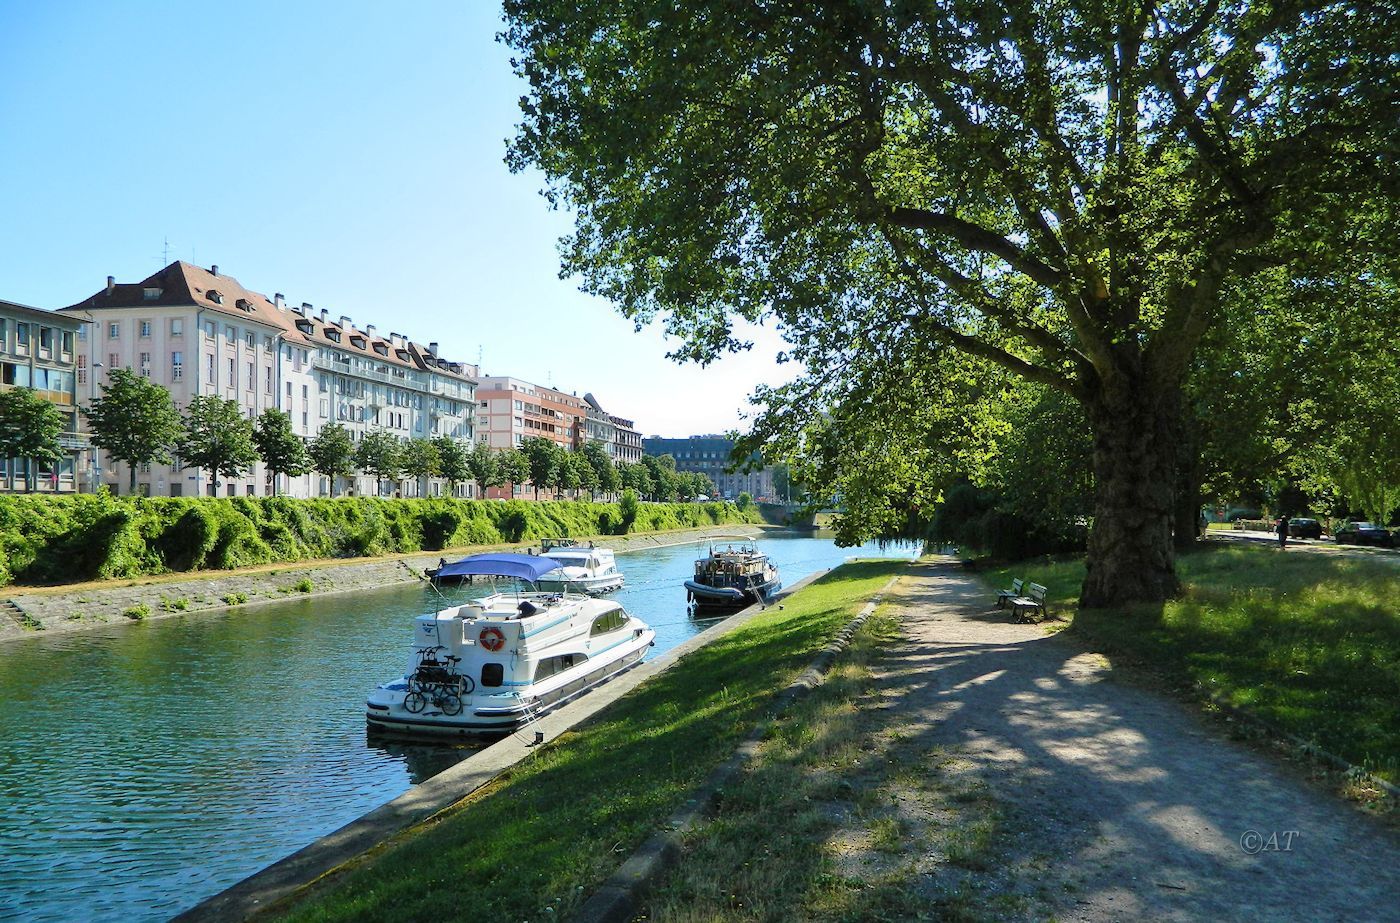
684;541;782;610
532;538;625;595
365;552;655;738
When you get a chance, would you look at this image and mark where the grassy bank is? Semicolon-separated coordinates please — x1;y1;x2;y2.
0;494;759;587
269;560;906;923
639;606;1030;921
986;544;1400;783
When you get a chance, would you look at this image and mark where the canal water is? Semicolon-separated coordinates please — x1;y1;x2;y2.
0;533;915;922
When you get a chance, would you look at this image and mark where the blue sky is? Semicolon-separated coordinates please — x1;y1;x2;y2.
0;1;793;436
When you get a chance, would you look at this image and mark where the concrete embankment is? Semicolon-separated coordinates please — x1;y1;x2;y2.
0;524;768;644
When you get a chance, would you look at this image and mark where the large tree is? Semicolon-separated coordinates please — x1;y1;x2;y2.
179;396;258;496
82;368;183;494
0;388;65;492
354;431;404;497
308;423;355;497
583;440;621;500
520;436;563;501
251;409;310;497
436;436;472;497
505;0;1398;606
401;437;442;498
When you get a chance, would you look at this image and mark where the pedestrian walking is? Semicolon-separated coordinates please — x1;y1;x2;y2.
1276;514;1289;549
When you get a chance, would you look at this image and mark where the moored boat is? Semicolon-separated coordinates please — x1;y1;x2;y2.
533;538;625;595
367;553;654;737
684;542;782;610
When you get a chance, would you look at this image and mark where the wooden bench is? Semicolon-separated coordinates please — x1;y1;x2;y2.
995;578;1024;609
1008;583;1048;622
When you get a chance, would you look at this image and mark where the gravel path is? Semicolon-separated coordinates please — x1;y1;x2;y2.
872;561;1400;922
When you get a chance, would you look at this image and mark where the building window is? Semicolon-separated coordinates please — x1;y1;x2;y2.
172;352;184;381
263;335;273;350
246;362;254;389
204;320;216;338
108;352;119;370
77;324;86;343
61;330;73;356
139;320;152;338
106;322;118;340
320;399;328;418
170;318;183;337
206;354;215;384
139;352;151;378
225;325;236;341
246;331;255;349
264;366;272;394
227;357;235;381
77;355;87;385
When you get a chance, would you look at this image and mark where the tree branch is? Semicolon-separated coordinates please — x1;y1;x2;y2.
887;206;1067;288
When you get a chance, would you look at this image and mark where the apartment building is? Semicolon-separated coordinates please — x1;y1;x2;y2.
476;376;587;452
641;434;777;501
61;262;477;498
580;393;643;464
0;299;88;492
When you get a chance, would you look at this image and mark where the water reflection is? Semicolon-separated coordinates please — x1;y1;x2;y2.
0;532;915;923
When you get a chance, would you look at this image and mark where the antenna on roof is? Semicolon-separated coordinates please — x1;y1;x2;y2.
162;236;171;266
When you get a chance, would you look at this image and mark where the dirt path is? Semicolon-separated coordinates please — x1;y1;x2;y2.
863;561;1400;922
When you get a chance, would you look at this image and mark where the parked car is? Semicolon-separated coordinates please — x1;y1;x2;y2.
1288;518;1323;539
1333;522;1394;548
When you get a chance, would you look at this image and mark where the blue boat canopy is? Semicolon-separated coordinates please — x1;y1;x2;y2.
434;553;562;581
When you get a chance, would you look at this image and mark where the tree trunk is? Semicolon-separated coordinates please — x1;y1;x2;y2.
1080;375;1181;608
129;463;137;495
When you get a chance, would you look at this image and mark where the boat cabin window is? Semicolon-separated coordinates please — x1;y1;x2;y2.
481;663;504;687
590;611;628;636
534;653;584;681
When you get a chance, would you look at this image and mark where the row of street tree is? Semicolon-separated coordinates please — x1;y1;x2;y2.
0;369;717;501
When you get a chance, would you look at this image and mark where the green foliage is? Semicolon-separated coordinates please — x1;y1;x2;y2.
82;367;183;494
401;438;442;483
0;387;65;492
308;423;355;494
252;410;310;494
0;494;760;586
294;578;314;594
583;441;619;498
221;592;248;606
504;0;1399;606
354;431;404;495
520;437;564;500
736;491;752;511
436;437;472;490
121;603;150;620
179;395;259;492
617;488;639;532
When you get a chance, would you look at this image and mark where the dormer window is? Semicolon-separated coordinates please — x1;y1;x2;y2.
296;319;314;335
372;343;388;356
325;330;341;343
236;298;253;312
350;336;366;349
395;349;409;360
142;287;162;301
208;290;224;305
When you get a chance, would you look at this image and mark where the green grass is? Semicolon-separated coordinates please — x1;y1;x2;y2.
986;544;1400;782
271;560;908;923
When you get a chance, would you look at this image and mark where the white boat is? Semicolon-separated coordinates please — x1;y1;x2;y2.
533;539;625;595
366;553;654;738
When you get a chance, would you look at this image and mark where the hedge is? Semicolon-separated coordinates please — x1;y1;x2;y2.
0;494;760;587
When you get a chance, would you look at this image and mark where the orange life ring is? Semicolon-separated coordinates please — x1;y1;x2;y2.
479;626;505;652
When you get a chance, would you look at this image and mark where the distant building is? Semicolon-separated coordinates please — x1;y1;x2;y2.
61;262;477;498
580;392;643;464
641;434;776;500
609;413;643;465
0;299;88;493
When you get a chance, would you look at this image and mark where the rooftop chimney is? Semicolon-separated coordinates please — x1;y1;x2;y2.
428;341;439;355
319;308;328;322
339;316;353;329
210;264;219;276
105;275;115;295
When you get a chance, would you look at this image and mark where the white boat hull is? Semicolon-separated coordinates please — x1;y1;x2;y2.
366;627;654;737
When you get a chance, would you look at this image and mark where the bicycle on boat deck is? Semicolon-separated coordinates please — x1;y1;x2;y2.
404;646;476;716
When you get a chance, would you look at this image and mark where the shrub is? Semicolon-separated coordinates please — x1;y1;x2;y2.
294;578;314;593
221;592;248;605
618;489;640;533
122;603;150;620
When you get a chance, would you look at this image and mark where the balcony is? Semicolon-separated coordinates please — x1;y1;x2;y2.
311;355;426;391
